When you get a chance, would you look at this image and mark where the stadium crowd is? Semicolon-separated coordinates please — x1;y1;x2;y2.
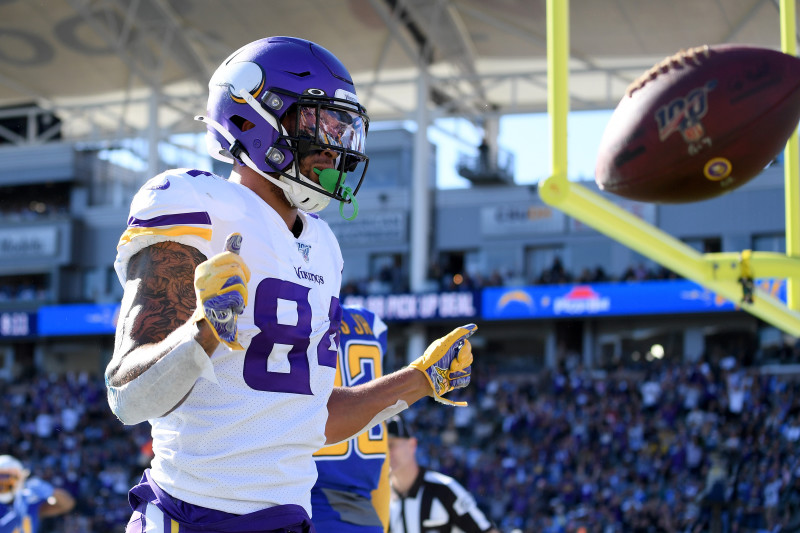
0;274;49;302
405;354;800;533
0;185;70;222
3;349;800;532
0;371;150;532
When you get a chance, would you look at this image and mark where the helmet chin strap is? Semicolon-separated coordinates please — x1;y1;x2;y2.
279;164;331;212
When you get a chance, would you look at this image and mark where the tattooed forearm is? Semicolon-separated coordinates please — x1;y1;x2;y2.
122;241;206;347
108;241;206;386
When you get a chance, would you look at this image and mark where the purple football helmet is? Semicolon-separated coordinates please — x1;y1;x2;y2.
197;36;369;213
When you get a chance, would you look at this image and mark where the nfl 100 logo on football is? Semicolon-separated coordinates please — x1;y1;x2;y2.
654;80;717;154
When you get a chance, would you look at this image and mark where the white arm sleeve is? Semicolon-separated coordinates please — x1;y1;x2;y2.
327;399;408;446
106;337;218;425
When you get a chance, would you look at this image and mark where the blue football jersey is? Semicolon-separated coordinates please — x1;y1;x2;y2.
312;306;388;532
0;478;53;533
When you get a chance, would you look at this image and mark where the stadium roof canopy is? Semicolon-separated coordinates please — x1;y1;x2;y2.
0;0;790;143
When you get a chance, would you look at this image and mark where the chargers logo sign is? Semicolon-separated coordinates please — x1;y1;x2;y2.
496;290;535;313
482;280;760;321
553;286;611;315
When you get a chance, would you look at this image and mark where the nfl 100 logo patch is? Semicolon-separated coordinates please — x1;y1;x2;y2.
296;242;311;262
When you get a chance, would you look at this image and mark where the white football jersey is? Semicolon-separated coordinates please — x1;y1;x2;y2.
115;168;344;515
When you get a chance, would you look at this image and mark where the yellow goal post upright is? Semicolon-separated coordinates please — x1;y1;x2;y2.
538;0;800;337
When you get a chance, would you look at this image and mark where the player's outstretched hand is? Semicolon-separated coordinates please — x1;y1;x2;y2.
192;233;250;350
410;324;477;406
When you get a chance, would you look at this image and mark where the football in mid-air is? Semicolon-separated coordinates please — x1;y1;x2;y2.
595;44;800;203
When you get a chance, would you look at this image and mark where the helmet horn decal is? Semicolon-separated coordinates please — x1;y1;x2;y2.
211;61;266;104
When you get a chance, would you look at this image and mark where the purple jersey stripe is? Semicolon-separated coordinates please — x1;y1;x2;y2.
128;212;211;228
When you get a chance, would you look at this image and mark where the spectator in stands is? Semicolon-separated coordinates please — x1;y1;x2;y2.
478;139;490;172
639;371;662;413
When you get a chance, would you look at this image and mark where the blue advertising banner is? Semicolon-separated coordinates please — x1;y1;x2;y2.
0;311;37;338
27;279;788;334
481;279;786;320
38;303;120;336
343;291;479;322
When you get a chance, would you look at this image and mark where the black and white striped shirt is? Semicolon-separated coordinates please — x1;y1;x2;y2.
389;467;495;533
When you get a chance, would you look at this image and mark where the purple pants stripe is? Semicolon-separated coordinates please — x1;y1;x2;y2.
126;469;315;533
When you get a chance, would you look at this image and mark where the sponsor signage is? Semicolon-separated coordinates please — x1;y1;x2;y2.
38;303;120;336
343;291;479;322
481;279;784;320
27;279;786;335
0;226;58;258
481;205;565;235
0;311;36;338
327;211;407;245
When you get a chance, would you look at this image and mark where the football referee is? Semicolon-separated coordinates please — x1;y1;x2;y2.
387;415;499;533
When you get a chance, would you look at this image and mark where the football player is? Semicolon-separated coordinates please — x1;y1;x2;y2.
105;36;477;532
0;455;75;533
312;306;391;532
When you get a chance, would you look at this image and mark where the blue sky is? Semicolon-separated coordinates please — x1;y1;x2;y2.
430;109;615;188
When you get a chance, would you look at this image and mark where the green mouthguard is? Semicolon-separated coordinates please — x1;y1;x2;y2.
313;168;359;220
314;168;343;193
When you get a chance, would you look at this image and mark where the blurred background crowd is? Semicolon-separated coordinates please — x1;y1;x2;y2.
5;350;800;533
341;255;681;296
0;372;149;532
406;356;800;533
